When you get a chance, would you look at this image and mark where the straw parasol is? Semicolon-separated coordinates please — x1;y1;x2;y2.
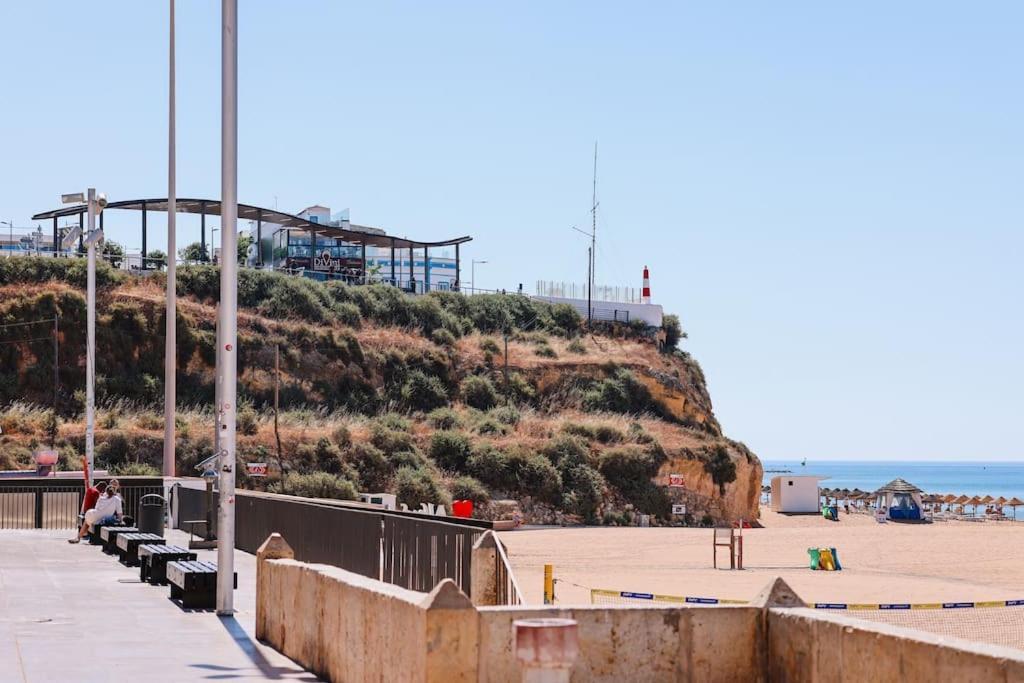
979;495;994;506
995;496;1008;505
965;496;982;516
1006;497;1024;520
953;494;970;513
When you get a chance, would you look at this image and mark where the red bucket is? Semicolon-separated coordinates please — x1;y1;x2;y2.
452;500;474;518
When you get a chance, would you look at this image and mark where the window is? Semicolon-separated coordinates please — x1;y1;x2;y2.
788;480;793;486
309;215;319;224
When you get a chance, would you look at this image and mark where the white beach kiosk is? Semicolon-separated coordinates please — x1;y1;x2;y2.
770;475;828;513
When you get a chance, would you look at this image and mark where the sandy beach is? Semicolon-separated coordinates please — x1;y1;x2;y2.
500;506;1024;649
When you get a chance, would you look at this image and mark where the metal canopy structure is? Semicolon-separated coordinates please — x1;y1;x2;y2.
32;197;473;250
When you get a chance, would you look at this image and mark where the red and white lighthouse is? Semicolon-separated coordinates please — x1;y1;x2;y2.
641;265;651;304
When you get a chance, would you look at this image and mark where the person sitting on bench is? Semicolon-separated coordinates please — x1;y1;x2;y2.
68;481;107;543
69;482;123;543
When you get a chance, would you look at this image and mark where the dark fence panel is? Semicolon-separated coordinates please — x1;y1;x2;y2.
0;477;164;529
172;484;488;594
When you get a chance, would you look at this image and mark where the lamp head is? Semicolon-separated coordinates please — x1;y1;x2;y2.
94;193;108;211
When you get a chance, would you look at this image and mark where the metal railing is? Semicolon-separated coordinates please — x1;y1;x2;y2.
536;280;641;304
494;534;524;605
173;485;491;595
0;477;164;529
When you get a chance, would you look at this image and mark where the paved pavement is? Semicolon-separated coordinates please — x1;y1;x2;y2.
0;529;319;683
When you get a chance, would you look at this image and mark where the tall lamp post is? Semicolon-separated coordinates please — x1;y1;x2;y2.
163;0;177;479
471;259;487;294
216;0;239;616
60;190;106;486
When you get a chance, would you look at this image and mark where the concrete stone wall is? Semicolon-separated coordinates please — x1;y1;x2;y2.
255;536;1024;682
477;605;764;682
256;534;478;682
768;607;1024;682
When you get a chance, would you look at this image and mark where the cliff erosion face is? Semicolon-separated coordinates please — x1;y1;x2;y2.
0;264;762;524
657;447;763;523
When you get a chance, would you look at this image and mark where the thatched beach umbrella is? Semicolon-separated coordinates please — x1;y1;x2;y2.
953;494;970;514
996;496;1008;505
979;495;994;506
965;496;982;516
1006;497;1024;520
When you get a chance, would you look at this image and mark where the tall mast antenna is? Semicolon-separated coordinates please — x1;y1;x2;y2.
591;141;598;298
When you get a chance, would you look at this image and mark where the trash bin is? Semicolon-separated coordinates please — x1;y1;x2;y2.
138;493;166;536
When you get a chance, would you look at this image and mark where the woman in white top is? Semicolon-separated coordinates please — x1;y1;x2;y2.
84;488;123;530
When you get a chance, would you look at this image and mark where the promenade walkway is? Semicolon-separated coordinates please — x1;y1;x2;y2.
0;529;319;683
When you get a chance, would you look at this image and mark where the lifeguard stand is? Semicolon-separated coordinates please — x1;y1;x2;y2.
713;525;744;569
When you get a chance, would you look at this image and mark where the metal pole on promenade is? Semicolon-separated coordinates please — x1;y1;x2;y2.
216;0;239;616
85;189;96;487
163;0;177;478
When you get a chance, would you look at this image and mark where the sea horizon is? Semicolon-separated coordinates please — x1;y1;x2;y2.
761;459;1024;500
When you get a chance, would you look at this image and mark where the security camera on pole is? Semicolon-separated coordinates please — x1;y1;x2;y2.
61;189;107;486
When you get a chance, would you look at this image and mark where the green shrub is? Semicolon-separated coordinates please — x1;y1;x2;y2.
400;370;449;412
110;462;161;476
542;435;590;471
335;302;362;328
427;407;461;430
598;445;671;518
703;445;737;495
661;314;685;352
479;337;501;355
506;373;536;403
376;413;411;432
566;339;587;355
370;424;416;455
395;466;449;508
429;431;473;471
562;465;605;522
466;445;513;490
449;475;490;504
272;472;358;500
237;405;259;435
461;375;498;410
349;442;391;491
582;367;659;416
512;450;562;503
475;417;508;435
549;303;582;337
313;437;345;474
431;328;457;347
561;422;596;440
488;405;520;426
534;343;557;359
593;424;624;444
332;424;352;449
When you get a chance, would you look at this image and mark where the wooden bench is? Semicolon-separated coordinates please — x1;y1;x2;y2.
167;560;236;609
100;526;139;555
116;533;165;567
139;545;196;585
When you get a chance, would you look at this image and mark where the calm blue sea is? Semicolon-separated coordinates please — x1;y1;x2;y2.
761;461;1024;500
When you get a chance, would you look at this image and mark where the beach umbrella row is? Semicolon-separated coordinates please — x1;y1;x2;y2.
812;487;1023;520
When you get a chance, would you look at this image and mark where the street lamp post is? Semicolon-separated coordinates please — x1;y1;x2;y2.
216;0;239;616
1;221;12;253
62;190;105;486
163;0;177;479
471;259;488;294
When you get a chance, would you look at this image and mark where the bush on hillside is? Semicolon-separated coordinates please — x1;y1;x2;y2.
562;464;605;522
271;472;358;501
598;446;671;518
429;430;473;471
400;370;449;412
449;475;490;504
460;375;498;410
661;314;685;352
582;367;660;416
431;328;456;347
427;407;461;430
549;303;582;337
395;466;449;508
349;442;390;491
702;445;737;495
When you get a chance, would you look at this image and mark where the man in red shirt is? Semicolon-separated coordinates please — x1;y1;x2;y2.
68;481;107;543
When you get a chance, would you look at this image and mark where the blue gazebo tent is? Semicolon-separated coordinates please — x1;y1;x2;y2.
874;478;924;521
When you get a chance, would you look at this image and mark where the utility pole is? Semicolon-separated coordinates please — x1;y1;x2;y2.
586;247;592;324
85;189;97;487
216;0;239;616
503;332;510;405
52;316;58;446
274;344;282;470
163;0;178;478
591;141;597;308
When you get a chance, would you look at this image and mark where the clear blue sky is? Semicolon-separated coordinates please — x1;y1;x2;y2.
1;2;1021;461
